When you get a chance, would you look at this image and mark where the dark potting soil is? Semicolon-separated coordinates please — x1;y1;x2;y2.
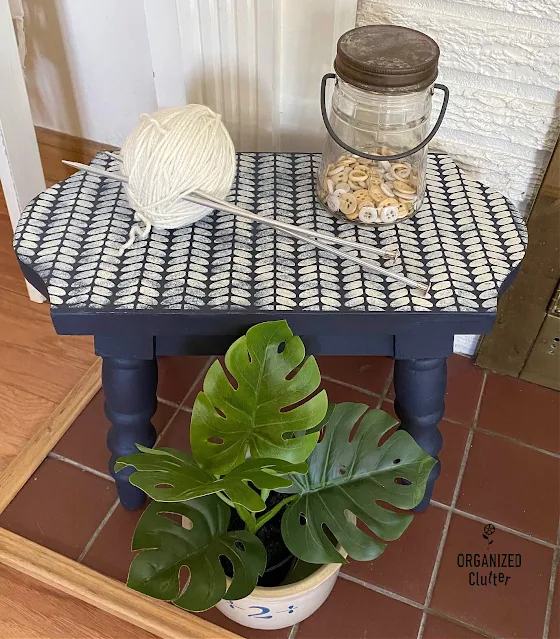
224;490;296;587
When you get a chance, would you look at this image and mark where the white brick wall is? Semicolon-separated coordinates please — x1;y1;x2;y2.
357;0;560;214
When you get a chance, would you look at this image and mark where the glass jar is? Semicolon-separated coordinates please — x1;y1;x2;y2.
317;25;449;227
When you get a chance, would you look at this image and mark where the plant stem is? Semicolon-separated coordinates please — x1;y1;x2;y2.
216;491;259;533
235;504;258;533
254;495;298;533
215;491;236;508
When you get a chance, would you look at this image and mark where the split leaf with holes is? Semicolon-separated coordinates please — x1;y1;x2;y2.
115;446;308;512
128;495;266;611
118;321;438;615
280;403;437;564
190;320;328;474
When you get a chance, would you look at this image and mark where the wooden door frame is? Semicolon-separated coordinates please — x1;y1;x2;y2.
475;141;560;376
0;0;45;302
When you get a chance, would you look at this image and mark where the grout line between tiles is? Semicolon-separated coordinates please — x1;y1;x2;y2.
418;373;486;639
473;425;560;459
287;622;299;639
77;498;120;563
429;499;452;511
451;506;557;549
375;365;394;409
542;520;560;639
431;500;558;549
340;564;499;638
339;572;424;610
380;402;558;458
321;375;382;399
417;428;476;638
178;356;215;408
416;509;451;638
48;452;114;483
426;610;500;639
154;397;184;444
472;371;488;431
324;365;560;456
155;405;183;443
155;357;214;445
156;396;181;409
177;405;193;414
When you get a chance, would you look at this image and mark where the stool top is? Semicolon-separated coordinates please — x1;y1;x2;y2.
14;152;526;327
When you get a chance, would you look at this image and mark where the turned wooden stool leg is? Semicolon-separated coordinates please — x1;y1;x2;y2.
103;357;158;510
393;357;447;512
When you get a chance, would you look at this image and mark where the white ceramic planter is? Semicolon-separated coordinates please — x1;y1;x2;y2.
215;560;343;630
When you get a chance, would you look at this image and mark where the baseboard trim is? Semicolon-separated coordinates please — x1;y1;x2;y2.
35;126;118;156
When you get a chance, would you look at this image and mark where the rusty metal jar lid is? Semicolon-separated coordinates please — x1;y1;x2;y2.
334;25;440;93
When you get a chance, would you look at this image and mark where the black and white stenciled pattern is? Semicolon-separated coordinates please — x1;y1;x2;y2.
14;153;526;313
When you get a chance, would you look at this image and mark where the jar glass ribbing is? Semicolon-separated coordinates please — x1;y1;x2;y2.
317;79;433;227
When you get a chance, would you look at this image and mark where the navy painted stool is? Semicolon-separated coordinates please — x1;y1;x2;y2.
14;152;527;511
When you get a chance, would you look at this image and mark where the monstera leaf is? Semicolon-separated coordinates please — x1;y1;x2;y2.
191;320;328;474
128;495;266;612
115;445;307;512
281;403;436;564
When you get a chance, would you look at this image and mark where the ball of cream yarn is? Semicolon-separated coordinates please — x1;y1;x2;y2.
118;104;236;253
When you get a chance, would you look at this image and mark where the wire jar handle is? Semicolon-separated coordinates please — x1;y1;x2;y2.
320;73;450;163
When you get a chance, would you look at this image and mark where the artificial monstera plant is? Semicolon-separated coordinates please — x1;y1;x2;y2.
116;320;436;612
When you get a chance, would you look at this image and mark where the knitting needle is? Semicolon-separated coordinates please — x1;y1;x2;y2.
184;191;429;294
188;190;401;262
63;159;397;260
254;220;430;295
62;159;428;292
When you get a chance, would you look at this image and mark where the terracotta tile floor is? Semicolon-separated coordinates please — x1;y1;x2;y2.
1;354;559;639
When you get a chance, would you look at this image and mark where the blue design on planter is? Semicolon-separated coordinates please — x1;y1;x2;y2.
226;600;245;610
279;605;297;614
247;606;273;619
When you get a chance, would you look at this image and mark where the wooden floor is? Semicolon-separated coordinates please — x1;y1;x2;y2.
0;130;100;474
0;564;157;639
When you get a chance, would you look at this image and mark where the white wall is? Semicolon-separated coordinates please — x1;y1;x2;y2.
357;0;560;216
24;0;157;146
143;0;357;152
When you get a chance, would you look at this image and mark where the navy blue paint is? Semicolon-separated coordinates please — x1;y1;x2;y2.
103;358;158;509
154;333;395;357
394;333;454;360
393;357;447;512
49;307;497;337
95;335;155;360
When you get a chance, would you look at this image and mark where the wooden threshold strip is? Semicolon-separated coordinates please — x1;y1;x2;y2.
0;357;102;514
0;529;240;639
